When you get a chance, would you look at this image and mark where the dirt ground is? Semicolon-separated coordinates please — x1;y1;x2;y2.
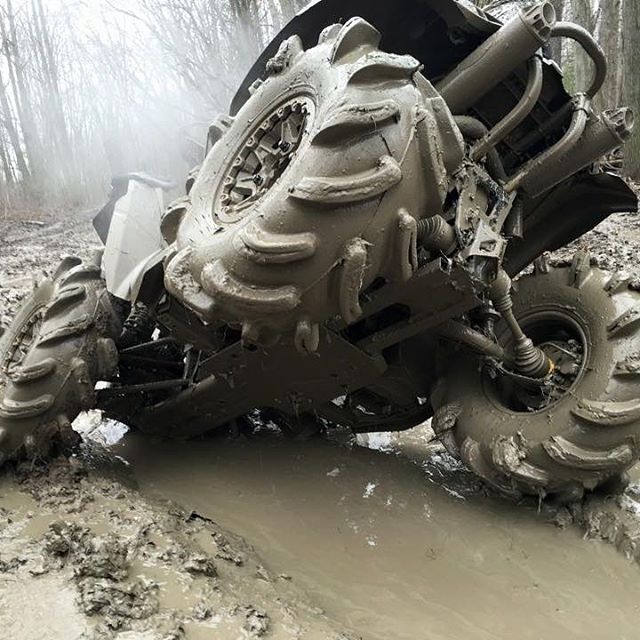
2;205;640;639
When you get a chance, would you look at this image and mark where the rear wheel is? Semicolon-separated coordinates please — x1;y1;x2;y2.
431;252;640;499
0;257;121;466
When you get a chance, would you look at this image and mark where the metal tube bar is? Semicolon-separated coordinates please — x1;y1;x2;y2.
551;22;607;99
120;336;179;354
505;94;590;193
508;101;573;155
454;116;508;181
436;2;556;114
471;56;544;161
437;320;506;361
98;379;190;396
511;105;634;196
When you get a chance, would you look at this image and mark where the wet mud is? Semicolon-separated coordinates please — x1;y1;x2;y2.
0;447;354;639
0;213;96;323
2;208;640;638
119;426;640;640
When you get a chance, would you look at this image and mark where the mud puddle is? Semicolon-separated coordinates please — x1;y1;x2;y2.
0;445;354;639
118;425;640;640
4;205;640;639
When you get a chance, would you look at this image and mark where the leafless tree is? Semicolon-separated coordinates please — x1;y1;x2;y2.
622;0;640;177
0;0;637;215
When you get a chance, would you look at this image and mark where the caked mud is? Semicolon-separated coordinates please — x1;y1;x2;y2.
0;442;353;639
2;210;640;639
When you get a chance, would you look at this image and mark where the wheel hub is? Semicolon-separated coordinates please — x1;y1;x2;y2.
490;311;587;413
515;338;584;411
215;96;314;222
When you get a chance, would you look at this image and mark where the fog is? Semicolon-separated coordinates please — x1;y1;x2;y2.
0;0;307;213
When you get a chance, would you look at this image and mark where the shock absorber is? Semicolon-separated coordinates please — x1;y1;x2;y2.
487;270;553;378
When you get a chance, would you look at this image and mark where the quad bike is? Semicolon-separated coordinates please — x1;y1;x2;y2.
1;0;639;501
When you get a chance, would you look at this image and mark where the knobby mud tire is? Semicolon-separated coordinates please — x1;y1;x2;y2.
165;17;462;346
0;257;121;466
432;252;640;500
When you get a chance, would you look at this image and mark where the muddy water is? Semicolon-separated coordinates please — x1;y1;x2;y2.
0;450;354;639
119;426;640;640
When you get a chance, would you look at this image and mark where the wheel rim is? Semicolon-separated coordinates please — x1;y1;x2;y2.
487;310;588;413
214;95;314;223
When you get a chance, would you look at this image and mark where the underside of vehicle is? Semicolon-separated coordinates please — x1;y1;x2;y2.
1;0;639;500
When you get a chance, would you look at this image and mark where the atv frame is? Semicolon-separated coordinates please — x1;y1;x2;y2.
94;0;636;438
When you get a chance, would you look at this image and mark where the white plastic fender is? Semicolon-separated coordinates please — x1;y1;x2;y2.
102;179;169;303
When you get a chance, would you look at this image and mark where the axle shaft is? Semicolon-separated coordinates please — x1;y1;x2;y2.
487;270;553;378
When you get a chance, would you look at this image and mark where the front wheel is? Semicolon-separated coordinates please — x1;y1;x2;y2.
431;252;640;499
0;257;121;466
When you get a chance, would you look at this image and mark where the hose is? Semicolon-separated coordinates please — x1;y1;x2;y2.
453;116;508;182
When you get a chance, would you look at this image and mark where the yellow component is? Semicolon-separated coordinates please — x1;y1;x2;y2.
546;357;556;378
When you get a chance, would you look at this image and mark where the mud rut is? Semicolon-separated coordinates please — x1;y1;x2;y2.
2;209;640;639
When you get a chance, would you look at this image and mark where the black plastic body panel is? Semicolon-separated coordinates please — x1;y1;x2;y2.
505;173;638;276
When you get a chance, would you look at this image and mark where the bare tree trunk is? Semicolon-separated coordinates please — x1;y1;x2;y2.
568;0;596;95
549;0;566;64
278;0;306;21
595;0;622;111
0;70;30;179
3;0;43;187
0;131;16;186
622;0;640;178
229;0;267;57
31;0;75;193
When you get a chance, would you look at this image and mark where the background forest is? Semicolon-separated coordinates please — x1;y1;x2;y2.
0;0;637;214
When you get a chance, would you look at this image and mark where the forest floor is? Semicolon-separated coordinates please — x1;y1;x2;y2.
2;205;640;639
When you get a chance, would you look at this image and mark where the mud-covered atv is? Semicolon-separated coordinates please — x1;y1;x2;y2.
2;0;639;500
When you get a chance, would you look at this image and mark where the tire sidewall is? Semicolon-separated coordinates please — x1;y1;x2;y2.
178;36;425;258
441;265;639;489
180;45;332;244
0;280;54;381
169;24;436;336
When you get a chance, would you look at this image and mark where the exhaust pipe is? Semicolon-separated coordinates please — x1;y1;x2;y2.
517;107;634;197
436;2;556;114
